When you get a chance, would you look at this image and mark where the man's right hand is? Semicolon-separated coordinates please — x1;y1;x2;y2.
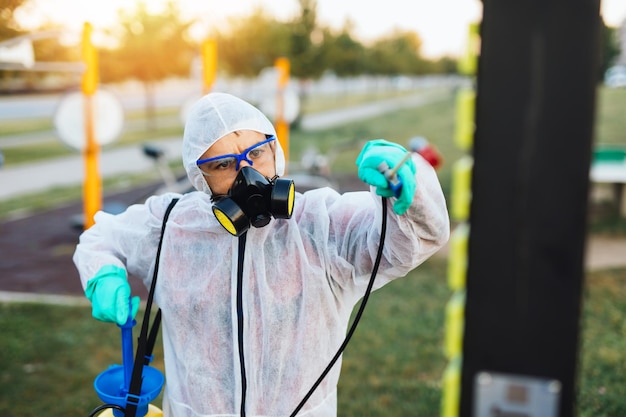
85;265;140;325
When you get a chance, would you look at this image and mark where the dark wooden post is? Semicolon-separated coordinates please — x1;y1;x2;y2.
460;0;602;416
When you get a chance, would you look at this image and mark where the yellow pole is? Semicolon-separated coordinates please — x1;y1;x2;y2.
441;20;480;417
274;57;290;170
201;39;217;94
81;22;101;230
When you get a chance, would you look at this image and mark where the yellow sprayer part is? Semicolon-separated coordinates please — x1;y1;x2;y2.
96;404;163;417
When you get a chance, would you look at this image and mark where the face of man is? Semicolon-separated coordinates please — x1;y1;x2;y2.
196;130;277;196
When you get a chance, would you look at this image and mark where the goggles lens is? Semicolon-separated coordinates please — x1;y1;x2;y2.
197;136;276;178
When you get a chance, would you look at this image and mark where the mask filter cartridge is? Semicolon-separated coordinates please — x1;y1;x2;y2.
212;166;295;236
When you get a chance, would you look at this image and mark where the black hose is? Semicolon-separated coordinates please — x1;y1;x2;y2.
289;197;389;416
88;403;125;417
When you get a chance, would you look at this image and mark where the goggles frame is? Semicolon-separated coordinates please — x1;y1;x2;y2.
196;136;276;177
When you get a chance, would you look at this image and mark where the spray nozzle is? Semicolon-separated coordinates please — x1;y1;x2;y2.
377;152;412;198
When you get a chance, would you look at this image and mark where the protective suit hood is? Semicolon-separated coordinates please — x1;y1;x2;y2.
182;92;284;196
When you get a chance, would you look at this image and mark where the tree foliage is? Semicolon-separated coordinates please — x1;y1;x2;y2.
213;7;291;77
211;2;441;79
99;1;195;84
600;18;622;77
3;0;457;93
97;1;196;127
322;27;367;77
367;30;427;75
0;0;27;40
10;0;623;91
0;0;81;91
287;0;325;80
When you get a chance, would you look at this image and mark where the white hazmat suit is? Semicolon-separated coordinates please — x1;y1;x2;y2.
74;92;450;417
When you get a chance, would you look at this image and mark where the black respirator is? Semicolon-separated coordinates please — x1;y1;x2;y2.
212;166;295;237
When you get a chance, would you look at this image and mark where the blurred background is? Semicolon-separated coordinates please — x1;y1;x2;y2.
1;1;626;416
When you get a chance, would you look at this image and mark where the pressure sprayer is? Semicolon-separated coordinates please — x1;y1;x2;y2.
88;197;180;417
88;300;164;417
88;197;179;417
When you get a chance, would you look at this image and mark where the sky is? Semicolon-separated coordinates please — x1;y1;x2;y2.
14;0;626;59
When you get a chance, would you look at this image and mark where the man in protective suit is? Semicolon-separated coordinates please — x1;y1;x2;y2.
74;92;450;417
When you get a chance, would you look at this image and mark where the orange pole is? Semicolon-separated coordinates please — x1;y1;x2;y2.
201;39;217;94
81;22;101;229
274;57;290;170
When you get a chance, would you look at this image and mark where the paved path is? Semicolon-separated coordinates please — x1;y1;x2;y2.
433;231;626;272
0;115;182;149
585;235;626;271
0;138;184;200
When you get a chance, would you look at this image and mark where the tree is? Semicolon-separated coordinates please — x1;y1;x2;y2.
428;56;459;74
1;0;79;92
600;18;621;80
287;0;325;80
0;0;27;40
205;3;455;83
214;7;290;77
367;30;427;75
0;0;29;90
323;23;367;77
100;1;195;128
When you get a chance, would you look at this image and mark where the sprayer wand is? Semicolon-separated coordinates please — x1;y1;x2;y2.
377;151;412;198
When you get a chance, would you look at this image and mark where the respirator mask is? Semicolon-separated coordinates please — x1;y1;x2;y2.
212;166;295;237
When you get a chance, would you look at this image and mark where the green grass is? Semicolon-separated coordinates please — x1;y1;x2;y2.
338;258;450;416
1;259;625;416
299;88;440;114
2;141;79;165
0;106;182;137
0;168;185;222
577;267;626;417
291;88;459;194
1;116;184;167
0;118;52;135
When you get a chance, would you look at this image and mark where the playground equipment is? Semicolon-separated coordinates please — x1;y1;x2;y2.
0;23;117;230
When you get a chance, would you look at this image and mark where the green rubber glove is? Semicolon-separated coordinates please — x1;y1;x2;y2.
85;265;140;325
356;139;416;215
